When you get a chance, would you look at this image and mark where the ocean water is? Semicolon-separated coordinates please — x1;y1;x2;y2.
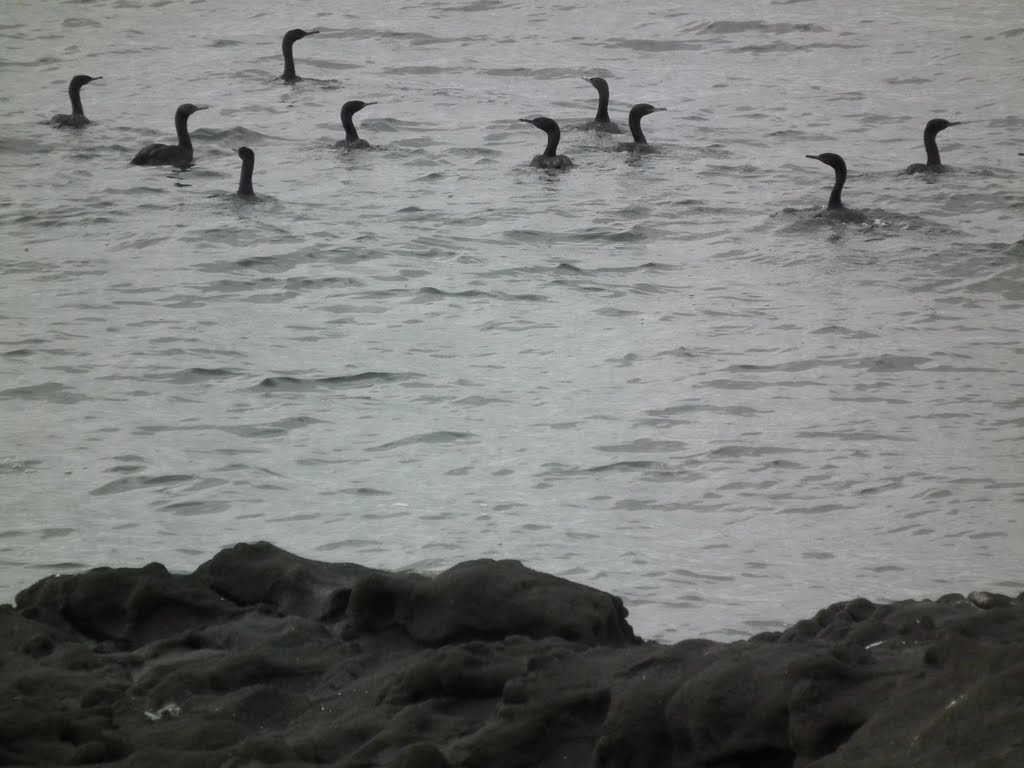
1;0;1022;640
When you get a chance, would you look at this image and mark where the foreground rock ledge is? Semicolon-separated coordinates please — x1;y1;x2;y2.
2;543;1021;768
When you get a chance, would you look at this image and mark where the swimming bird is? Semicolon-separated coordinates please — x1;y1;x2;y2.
49;75;101;128
905;118;960;174
281;28;319;83
582;77;622;133
520;117;573;169
805;152;849;210
616;103;666;152
236;147;256;198
335;100;376;149
805;152;869;222
131;103;208;167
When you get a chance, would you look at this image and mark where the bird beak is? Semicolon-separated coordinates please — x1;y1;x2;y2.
308;30;320;35
194;104;211;111
519;118;534;124
651;107;667;112
92;76;103;81
581;76;591;82
947;121;962;127
363;102;378;106
805;154;820;160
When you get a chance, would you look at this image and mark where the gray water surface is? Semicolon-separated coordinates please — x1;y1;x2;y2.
2;0;1023;640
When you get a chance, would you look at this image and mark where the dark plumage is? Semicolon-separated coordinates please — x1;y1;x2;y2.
805;152;868;223
335;100;376;149
281;28;319;83
905;118;960;174
805;152;848;210
49;75;101;128
520;117;573;169
582;76;622;134
131;103;208;167
616;103;666;153
236;147;256;198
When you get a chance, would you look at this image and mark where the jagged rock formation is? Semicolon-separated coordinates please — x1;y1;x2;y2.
2;541;1021;767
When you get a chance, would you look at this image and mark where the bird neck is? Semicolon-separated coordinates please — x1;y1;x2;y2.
175;112;193;150
828;165;846;210
282;39;297;80
342;111;360;142
594;89;610;123
628;114;647;144
923;130;941;166
543;128;560;157
69;84;85;117
237;156;255;197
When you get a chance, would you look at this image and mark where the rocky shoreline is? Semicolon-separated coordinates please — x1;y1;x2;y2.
2;541;1021;767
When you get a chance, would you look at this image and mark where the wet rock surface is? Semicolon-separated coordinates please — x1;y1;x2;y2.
2;541;1021;767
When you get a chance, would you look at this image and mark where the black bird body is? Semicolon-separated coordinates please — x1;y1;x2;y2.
335;100;376;149
281;28;319;83
582;77;622;134
905;118;959;174
520;117;573;169
50;75;101;128
616;103;665;152
131;103;208;167
236;146;257;198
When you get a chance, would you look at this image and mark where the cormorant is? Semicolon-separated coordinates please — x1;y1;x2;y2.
905;118;960;174
236;146;256;198
806;152;868;222
581;77;622;133
49;75;101;128
520;117;573;169
335;100;376;149
616;103;666;152
805;152;848;210
131;103;208;167
281;28;319;83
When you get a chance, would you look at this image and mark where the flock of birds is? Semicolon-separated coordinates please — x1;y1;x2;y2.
48;28;977;217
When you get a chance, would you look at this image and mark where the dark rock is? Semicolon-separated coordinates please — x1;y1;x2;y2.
844;597;875;622
195;541;381;621
15;561;237;646
2;542;1022;768
20;633;54;658
388;742;450;768
344;557;638;646
967;590;1014;610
